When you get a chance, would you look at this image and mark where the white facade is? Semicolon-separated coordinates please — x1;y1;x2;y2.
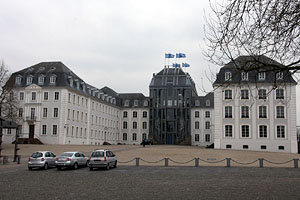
214;83;297;153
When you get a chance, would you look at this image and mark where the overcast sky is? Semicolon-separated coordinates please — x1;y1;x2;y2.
1;0;300;125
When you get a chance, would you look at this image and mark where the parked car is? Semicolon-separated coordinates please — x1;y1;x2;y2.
140;139;153;145
28;151;56;170
55;152;88;170
88;150;117;170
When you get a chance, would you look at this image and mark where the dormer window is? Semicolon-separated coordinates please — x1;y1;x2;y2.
241;72;248;81
276;72;284;80
134;100;139;107
81;82;86;92
195;100;200;107
27;75;33;85
206;100;210;106
38;75;45;85
69;78;73;87
75;80;80;90
15;76;22;85
50;75;56;85
124;100;130;107
225;72;232;81
143;100;148;107
258;72;266;80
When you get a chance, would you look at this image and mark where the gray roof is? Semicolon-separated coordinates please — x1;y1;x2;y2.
214;55;297;85
118;93;149;108
192;92;214;108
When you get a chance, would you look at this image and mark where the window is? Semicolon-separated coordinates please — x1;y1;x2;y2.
276;72;284;80
195;111;199;118
19;92;24;101
241;106;249;118
53;108;58;118
241;72;248;81
142;133;147;140
241;125;250;138
42;125;47;135
276;106;284;118
54;92;59;100
123;111;128;118
226;145;232;149
259;125;268;138
258;72;266;80
30;108;35;120
259;106;267;118
205;121;210;130
132;133;137;141
31;92;36;101
205;134;211;142
205;111;210;118
142;122;147;129
133;111;137;118
27;76;33;85
276;89;284;99
195;134;199;142
52;125;58;135
241;89;249;99
43;92;48;101
195;121;199;129
206;100;210;106
143;111;147;118
243;145;248;149
123;133;127;141
261;145;267;150
134;100;139;106
143;100;148;107
258;89;267;99
277;125;285;138
6;129;11;135
224;90;232;99
18;108;23;118
133;122;137;129
225;125;233;137
225;72;232;81
195;100;200;107
43;108;48;118
278;146;285;150
167;100;172;107
225;106;232;118
16;76;22;85
38;76;44;85
124;100;129;107
123;122;127;129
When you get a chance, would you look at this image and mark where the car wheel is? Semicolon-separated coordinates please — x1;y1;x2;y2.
114;161;117;168
28;167;32;171
106;163;110;170
44;163;48;170
89;167;93;171
73;162;78;170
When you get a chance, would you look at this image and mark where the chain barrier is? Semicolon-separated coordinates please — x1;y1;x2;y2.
263;159;294;165
168;158;195;164
140;158;165;164
118;158;136;164
231;159;259;165
198;158;227;164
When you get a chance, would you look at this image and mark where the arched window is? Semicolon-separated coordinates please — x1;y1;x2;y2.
195;111;199;118
123;111;128;118
27;75;33;85
15;76;22;85
143;111;147;118
142;133;147;140
50;75;56;84
38;75;45;85
132;133;137;141
133;111;138;118
123;121;128;129
123;133;127;141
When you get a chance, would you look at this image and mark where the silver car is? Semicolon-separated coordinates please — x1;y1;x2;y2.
88;150;117;170
55;152;88;170
28;151;56;170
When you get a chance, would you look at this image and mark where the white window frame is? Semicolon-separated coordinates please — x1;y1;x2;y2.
241;72;248;81
224;106;233;118
195;111;200;118
53;108;59;118
258;89;267;99
16;76;22;85
195;121;200;129
225;72;232;81
241;89;249;99
19;92;24;101
38;75;45;85
43;91;49;101
132;133;137;141
275;88;284;100
241;106;250;118
54;91;59;101
42;107;48;118
42;125;47;135
276;125;286;139
224;90;232;100
241;125;250;138
27;75;33;85
258;125;268;138
258;105;267;118
195;134;200;142
205;111;210;118
276;106;285;118
258;72;266;80
224;125;233;138
52;124;58;136
276;72;284;80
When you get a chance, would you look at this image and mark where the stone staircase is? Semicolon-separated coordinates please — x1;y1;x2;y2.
12;138;43;144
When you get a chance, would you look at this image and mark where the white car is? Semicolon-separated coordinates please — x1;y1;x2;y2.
88;150;117;170
28;151;56;170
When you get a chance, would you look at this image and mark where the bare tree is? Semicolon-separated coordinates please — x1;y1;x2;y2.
204;0;300;75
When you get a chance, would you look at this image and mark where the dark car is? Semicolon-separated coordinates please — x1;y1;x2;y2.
141;139;153;145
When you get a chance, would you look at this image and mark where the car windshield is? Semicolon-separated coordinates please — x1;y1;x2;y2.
91;151;104;157
31;152;43;158
60;153;74;157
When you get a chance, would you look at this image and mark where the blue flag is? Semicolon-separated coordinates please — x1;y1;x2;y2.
165;53;175;58
172;63;180;68
176;53;186;58
182;63;190;67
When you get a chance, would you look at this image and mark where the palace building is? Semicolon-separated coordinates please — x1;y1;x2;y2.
2;55;297;153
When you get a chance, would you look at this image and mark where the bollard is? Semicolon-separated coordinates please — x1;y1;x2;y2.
294;159;299;168
165;158;169;167
17;155;21;164
136;157;140;167
3;156;8;165
226;158;231;167
195;158;199;167
259;158;264;168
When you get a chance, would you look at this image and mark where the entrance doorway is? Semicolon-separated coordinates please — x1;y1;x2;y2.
166;133;173;144
29;125;35;139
